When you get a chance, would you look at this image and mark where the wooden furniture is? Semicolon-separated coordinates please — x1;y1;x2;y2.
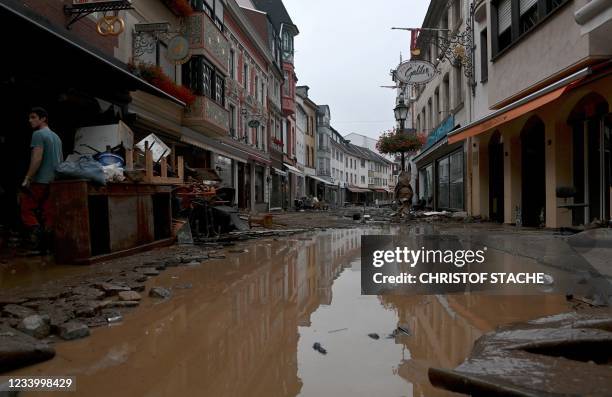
124;144;184;185
50;180;174;264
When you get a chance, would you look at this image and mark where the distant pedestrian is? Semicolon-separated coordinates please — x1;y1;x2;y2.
20;107;63;249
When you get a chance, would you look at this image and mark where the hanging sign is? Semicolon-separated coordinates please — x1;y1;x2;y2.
394;60;436;85
166;36;191;65
96;15;125;36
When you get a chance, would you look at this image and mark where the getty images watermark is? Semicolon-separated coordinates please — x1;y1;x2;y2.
360;235;610;297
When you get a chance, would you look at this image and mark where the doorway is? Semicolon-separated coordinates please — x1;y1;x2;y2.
521;117;546;227
237;163;251;210
489;131;504;222
569;93;611;225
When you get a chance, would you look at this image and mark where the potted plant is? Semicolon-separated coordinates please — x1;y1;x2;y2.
128;61;196;105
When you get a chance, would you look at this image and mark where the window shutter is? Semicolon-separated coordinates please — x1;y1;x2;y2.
497;0;511;33
519;0;538;15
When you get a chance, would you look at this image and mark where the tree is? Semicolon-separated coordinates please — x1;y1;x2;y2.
376;128;426;171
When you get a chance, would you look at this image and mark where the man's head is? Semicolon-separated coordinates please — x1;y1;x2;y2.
28;107;49;130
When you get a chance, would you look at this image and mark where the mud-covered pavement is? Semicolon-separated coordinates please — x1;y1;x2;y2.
1;215;611;396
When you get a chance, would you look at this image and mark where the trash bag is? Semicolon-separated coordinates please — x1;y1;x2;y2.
55;155;106;185
102;163;125;182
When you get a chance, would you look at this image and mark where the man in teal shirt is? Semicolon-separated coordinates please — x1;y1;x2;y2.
20;107;63;249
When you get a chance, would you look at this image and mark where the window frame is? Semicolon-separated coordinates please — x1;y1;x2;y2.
491;0;570;59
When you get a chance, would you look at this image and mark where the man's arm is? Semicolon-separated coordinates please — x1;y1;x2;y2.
23;147;43;187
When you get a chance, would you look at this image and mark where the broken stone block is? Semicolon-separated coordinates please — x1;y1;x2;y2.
58;321;90;340
2;304;35;319
17;315;51;339
118;291;141;301
70;286;105;300
149;287;172;299
127;282;146;292
0;324;55;372
137;267;159;276
95;283;131;295
108;300;140;308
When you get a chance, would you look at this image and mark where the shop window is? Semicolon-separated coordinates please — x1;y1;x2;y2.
437;157;450;209
216;155;233;188
449;151;464;209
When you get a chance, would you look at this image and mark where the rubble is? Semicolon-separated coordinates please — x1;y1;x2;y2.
118;291;142;301
2;304;35;319
17;314;51;339
58;321;90;340
429;310;612;396
149;287;172;299
0;324;55;372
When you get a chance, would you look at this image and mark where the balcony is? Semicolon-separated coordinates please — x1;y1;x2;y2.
183;95;229;136
184;12;229;75
281;96;295;116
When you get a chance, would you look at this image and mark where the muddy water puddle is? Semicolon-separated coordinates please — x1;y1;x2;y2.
8;227;571;396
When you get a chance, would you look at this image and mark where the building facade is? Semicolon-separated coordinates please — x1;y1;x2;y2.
450;0;612;228
296;86;318;197
408;0;475;212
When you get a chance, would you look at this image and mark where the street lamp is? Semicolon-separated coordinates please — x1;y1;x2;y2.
394;93;409;131
394;92;410;172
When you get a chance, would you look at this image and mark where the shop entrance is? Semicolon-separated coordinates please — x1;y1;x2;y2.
237;163;251;210
488;131;504;222
569;93;611;225
521;117;546;227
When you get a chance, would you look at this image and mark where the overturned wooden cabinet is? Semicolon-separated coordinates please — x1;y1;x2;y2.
51;180;174;264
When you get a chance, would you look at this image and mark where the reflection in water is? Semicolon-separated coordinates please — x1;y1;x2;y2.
9;227;571;397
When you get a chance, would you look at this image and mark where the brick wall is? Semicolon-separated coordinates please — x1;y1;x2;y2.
20;0;117;57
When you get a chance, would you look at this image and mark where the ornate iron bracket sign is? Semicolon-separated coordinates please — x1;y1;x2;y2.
391;1;477;94
64;0;133;30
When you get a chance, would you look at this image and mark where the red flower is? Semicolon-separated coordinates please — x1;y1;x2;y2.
129;61;196;105
376;128;426;155
163;0;194;17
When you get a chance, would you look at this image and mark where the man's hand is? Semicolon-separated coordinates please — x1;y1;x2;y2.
22;176;31;189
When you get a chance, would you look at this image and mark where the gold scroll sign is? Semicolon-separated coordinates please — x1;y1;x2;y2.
96;15;125;36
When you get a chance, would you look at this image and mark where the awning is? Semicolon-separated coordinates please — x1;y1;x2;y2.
283;163;303;175
272;167;287;176
250;155;271;166
347;187;370;193
372;188;388;193
448;67;592;144
0;1;186;107
181;127;247;163
307;175;334;185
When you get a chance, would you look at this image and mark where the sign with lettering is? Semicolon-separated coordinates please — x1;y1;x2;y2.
394;60;437;85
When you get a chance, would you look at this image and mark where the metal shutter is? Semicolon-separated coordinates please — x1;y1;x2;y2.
520;0;538;14
498;0;512;33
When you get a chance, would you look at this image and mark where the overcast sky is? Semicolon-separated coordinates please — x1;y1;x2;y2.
283;0;429;140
